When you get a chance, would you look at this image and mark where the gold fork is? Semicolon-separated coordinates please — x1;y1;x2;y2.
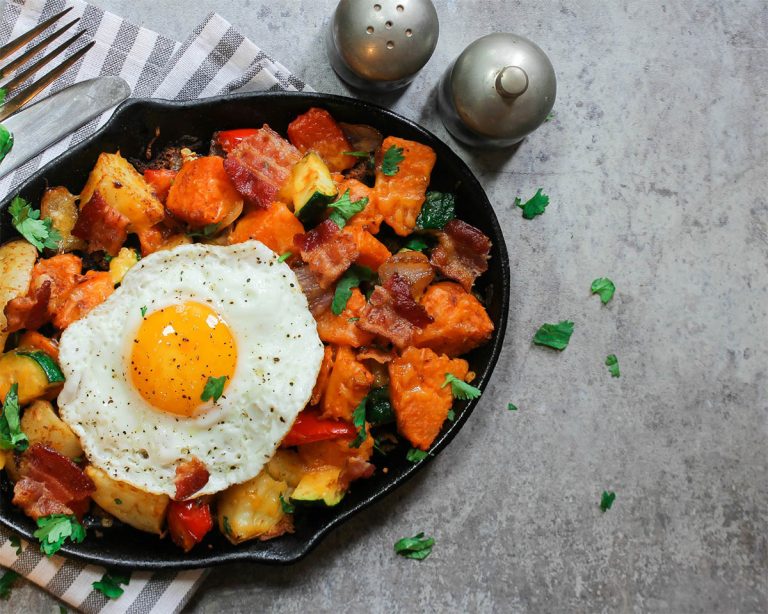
0;7;95;122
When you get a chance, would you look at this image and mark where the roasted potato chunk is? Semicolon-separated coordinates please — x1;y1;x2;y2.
40;187;86;253
108;247;140;285
20;400;82;459
266;449;305;488
85;465;169;535
80;152;164;232
0;240;36;350
217;469;292;544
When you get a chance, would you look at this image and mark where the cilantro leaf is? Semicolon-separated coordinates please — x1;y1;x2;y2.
9;534;22;555
92;570;130;599
201;375;227;403
366;386;394;426
507;403;518;411
441;373;481;400
402;237;428;252
279;493;295;514
186;223;222;238
0;124;12;163
515;188;550;220
0;569;20;599
140;306;147;317
331;265;374;315
446;409;455;422
415;191;455;230
348;397;367;448
0;383;28;452
605;354;620;378
545;111;555;122
277;251;292;263
343;150;372;157
394;532;435;560
406;448;430;462
328;189;369;228
381;145;405;176
9;196;60;250
0;88;6;106
33;514;86;556
533;320;574;350
591;277;616;304
600;490;616;512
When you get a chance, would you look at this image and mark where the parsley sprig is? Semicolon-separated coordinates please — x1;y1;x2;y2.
9;196;60;250
515;188;550;220
0;383;28;452
92;570;130;599
591;277;616;304
394;532;435;560
201;376;227;403
33;514;86;556
331;265;374;315
442;373;481;400
328;189;369;228
406;448;431;463
381;145;405;176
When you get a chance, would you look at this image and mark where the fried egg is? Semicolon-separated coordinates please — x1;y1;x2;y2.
57;241;323;498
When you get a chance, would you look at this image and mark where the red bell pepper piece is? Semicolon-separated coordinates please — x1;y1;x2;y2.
281;409;356;447
167;498;213;552
143;168;177;203
215;128;259;154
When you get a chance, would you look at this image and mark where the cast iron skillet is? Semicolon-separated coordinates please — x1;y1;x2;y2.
0;92;509;569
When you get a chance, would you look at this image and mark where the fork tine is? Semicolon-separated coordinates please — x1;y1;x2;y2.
1;30;88;94
0;7;73;64
0;40;95;122
0;18;80;79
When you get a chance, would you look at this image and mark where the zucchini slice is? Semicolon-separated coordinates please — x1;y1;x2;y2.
16;350;65;383
290;467;346;507
0;352;54;404
284;152;337;226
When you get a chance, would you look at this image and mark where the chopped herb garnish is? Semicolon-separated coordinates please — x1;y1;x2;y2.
343;150;372;157
416;191;455;230
0;569;20;599
114;498;122;505
9;535;21;555
140;306;147;317
533;320;574;350
366;386;394;426
277;251;292;263
33;514;86;556
515;188;550;220
381;145;405;176
442;373;481;400
591;277;616;304
92;570;130;600
201;375;227;403
349;398;367;448
348;317;360;323
402;237;428;251
406;448;430;462
394;532;435;560
0;124;13;163
222;516;233;536
331;265;374;315
446;409;455;422
186;222;222;238
328;189;369;228
605;354;620;378
545;111;555;122
507;403;518;411
0;383;28;452
600;490;616;512
279;493;295;514
9;196;60;250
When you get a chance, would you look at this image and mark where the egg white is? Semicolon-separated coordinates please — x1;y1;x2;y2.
57;241;324;498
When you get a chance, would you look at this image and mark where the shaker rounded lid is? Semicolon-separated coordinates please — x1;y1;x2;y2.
449;33;556;140
332;0;439;83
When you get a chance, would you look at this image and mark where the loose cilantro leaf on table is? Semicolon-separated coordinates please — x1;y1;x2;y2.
402;237;428;252
279;493;295;514
515;188;550;220
533;320;574;350
381;145;405;176
600;490;616;512
406;448;430;463
415;191;455;230
33;514;86;556
0;383;28;452
9;196;60;250
348;397;367;448
277;251;292;263
0;569;20;599
328;189;369;228
507;403;518;411
591;277;616;304
201;375;227;403
394;532;435;560
0;124;12;163
92;570;130;599
331;265;374;315
9;535;22;555
605;354;620;378
0;88;6;106
442;373;481;400
545;111;555;122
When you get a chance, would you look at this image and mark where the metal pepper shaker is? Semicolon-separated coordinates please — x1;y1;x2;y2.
437;33;556;148
326;0;439;91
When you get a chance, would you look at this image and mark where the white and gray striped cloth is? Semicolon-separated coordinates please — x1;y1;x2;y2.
0;0;310;611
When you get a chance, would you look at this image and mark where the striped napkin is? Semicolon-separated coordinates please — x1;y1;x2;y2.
0;0;310;611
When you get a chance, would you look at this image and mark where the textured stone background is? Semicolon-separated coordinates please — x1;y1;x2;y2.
5;0;767;612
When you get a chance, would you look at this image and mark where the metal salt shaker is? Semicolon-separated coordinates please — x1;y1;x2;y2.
437;33;557;148
326;0;439;91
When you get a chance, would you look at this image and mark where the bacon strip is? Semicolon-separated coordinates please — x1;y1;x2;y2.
377;251;435;300
430;219;491;292
13;477;74;519
71;191;130;257
175;456;210;500
223;125;300;208
295;219;358;289
3;280;51;332
293;264;333;316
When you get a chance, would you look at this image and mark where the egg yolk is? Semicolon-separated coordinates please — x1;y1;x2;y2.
130;301;237;417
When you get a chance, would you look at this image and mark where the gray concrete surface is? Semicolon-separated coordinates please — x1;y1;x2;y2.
4;0;767;612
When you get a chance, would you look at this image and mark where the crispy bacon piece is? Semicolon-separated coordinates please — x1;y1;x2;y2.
175;457;210;500
357;346;396;364
378;251;435;300
358;274;433;348
13;444;95;519
223;125;301;208
71;191;130;256
295;219;358;289
430;219;491;292
4;279;51;332
293;264;333;316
